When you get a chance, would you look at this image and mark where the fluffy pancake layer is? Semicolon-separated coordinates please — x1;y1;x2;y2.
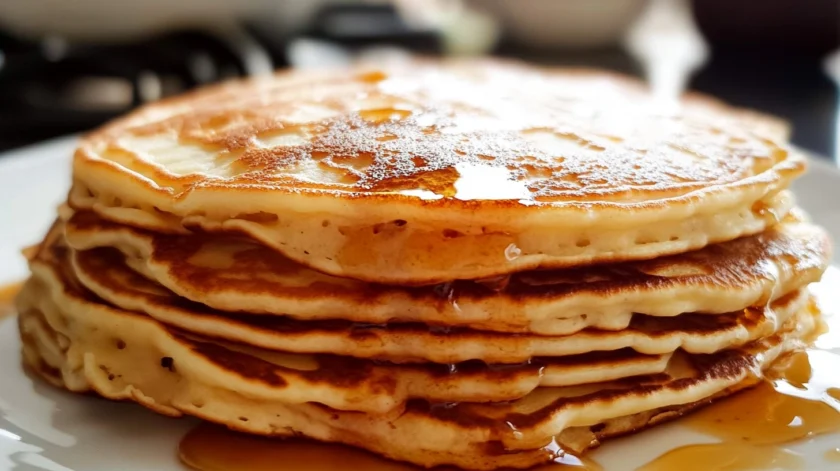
18;269;817;469
64;210;830;336
16;217;826;468
67;61;804;284
68;245;811;363
27;230;682;410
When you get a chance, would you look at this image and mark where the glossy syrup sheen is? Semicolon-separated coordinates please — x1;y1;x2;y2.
179;424;600;471
179;301;840;471
177;350;840;471
177;271;840;471
637;347;840;471
0;281;23;318
81;62;793;202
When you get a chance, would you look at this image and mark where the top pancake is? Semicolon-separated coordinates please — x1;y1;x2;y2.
69;59;804;284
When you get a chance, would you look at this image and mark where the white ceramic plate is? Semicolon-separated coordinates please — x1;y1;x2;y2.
0;137;838;471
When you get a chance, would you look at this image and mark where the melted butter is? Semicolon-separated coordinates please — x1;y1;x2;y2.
638;348;840;471
452;163;531;201
179;424;600;471
397;189;443;200
388;163;531;202
0;281;23;318
359;108;412;124
825;448;840;461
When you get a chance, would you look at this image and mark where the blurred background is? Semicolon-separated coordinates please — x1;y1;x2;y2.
0;0;837;161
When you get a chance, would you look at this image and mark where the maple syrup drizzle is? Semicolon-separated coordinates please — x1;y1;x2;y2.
179;424;599;471
179;315;840;471
0;281;23;318
638;342;840;470
180;277;840;471
635;443;805;471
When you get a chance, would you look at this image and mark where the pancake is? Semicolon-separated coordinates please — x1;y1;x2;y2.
63;210;831;335
66;237;810;364
66;60;804;284
19;283;817;469
22;233;676;414
14;58;832;470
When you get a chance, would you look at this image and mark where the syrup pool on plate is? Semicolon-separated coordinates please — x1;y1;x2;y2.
0;281;22;317
179;424;601;471
636;350;840;470
180;270;840;471
637;287;840;471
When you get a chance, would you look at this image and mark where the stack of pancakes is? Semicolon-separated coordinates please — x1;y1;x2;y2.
16;61;832;469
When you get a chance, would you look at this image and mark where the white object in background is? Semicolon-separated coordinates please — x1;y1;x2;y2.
286;39;355;69
211;23;274;77
396;0;500;56
623;0;709;105
822;48;840;165
466;0;649;50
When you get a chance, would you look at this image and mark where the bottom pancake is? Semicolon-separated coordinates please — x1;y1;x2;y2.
17;272;818;469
